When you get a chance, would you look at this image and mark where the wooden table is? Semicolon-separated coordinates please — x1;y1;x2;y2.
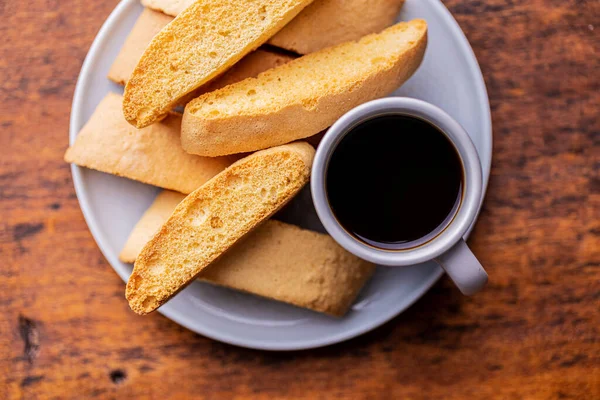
2;0;598;398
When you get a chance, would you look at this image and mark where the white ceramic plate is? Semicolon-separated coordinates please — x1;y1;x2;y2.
70;0;492;350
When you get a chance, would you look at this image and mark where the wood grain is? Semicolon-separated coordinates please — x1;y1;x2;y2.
1;0;598;399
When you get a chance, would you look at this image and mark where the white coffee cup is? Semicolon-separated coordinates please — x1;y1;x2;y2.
311;97;488;295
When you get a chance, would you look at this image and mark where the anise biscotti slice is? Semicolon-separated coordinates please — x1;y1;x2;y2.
108;9;295;90
123;0;315;128
64;93;234;194
181;20;427;156
120;191;375;316
126;142;315;315
142;0;405;54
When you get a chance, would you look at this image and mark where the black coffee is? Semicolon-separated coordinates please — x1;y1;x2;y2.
326;115;463;250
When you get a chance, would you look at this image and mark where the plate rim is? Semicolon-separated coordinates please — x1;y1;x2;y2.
69;0;492;351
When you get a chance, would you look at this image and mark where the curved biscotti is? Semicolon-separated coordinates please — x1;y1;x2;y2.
108;9;296;92
142;0;405;55
119;191;374;316
123;0;315;128
181;20;427;156
126;142;315;315
269;0;406;54
201;220;374;316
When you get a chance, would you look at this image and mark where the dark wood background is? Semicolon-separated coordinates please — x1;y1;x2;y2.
1;0;598;398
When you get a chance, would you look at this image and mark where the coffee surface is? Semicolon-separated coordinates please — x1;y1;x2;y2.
326;115;463;250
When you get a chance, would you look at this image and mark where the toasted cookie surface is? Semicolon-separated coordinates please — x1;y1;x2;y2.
126;142;315;314
182;20;427;156
142;0;406;54
123;0;315;128
120;191;374;316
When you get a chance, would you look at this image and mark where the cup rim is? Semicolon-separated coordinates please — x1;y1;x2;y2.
311;97;483;266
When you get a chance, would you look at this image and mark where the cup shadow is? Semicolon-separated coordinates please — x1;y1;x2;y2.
274;185;327;234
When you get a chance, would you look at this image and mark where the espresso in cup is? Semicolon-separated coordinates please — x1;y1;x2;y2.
313;98;487;295
326;115;463;250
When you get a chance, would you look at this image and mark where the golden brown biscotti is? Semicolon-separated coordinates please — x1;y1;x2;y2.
269;0;405;54
142;0;405;54
123;0;315;128
119;190;186;263
64;93;235;194
108;9;296;93
126;142;316;315
201;220;374;316
119;191;375;316
107;8;173;85
181;20;427;156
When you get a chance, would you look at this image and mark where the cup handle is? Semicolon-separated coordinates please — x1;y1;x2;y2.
434;239;488;295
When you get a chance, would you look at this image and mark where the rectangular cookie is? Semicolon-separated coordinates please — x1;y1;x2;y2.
126;143;316;314
121;190;375;316
64;92;235;194
108;8;295;92
181;20;428;156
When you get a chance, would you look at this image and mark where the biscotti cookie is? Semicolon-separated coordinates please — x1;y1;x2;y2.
126;142;315;314
269;0;406;54
142;0;405;54
123;0;315;128
202;220;375;316
120;191;374;316
181;20;427;156
108;9;295;94
64;93;235;194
